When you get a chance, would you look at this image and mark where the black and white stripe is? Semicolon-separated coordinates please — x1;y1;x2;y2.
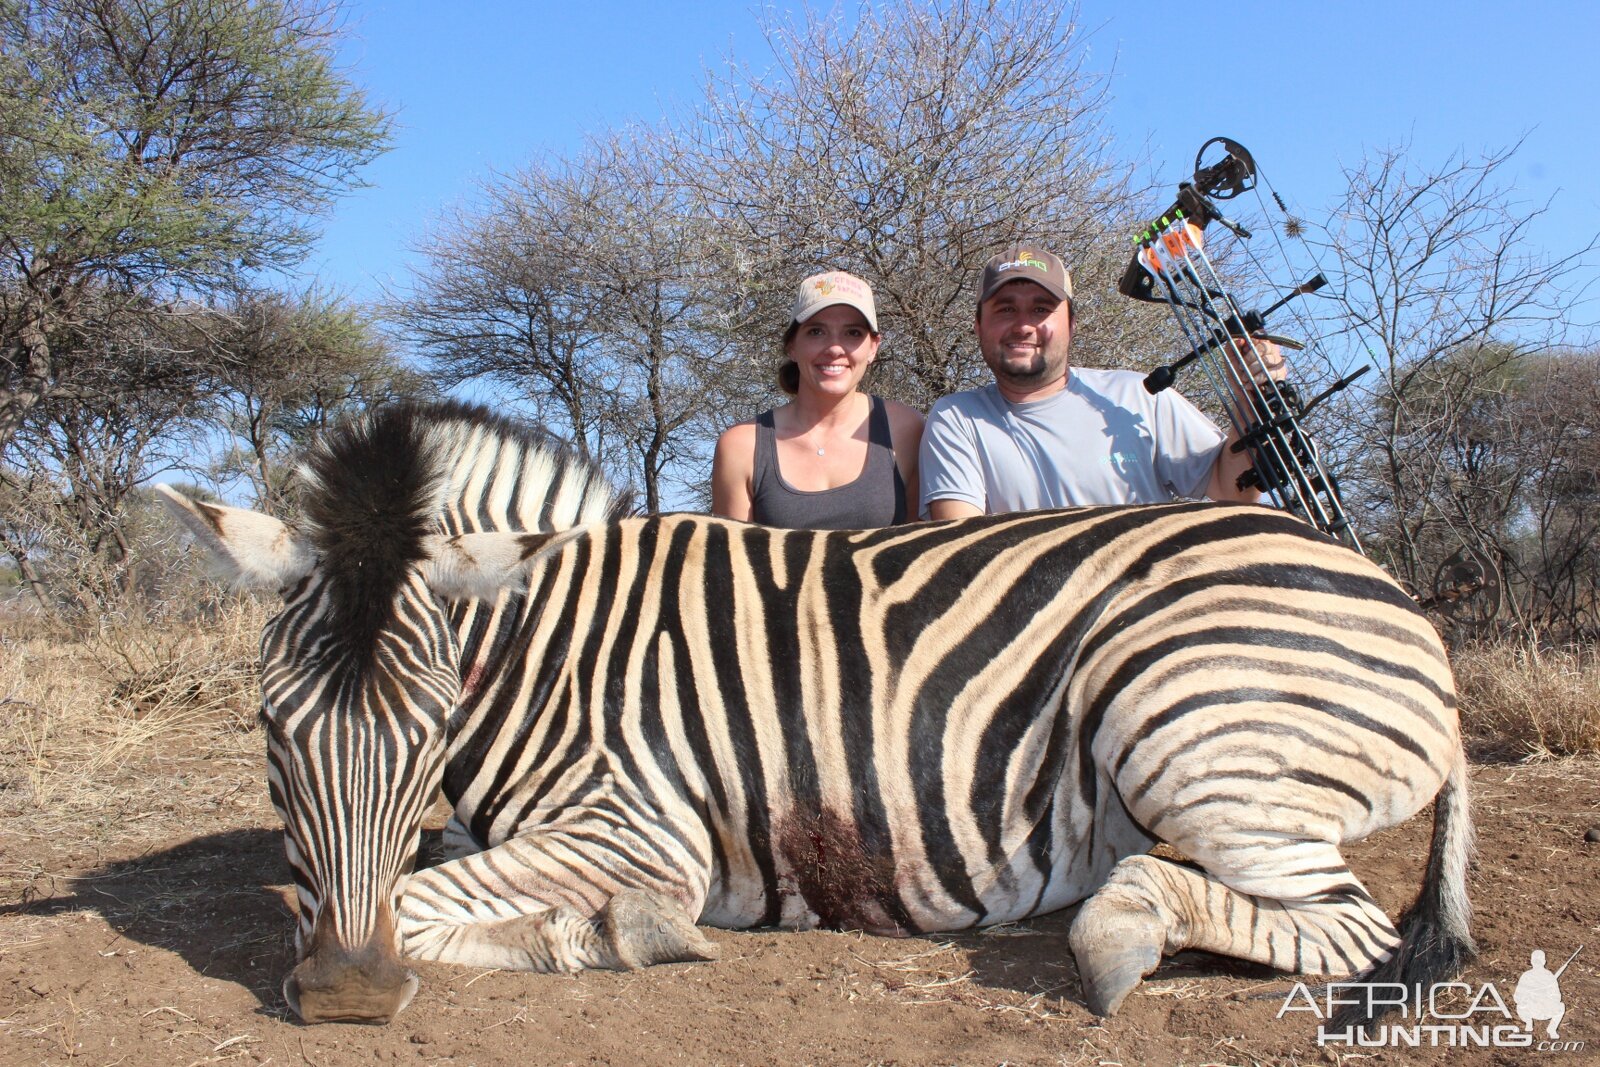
236;400;1470;1018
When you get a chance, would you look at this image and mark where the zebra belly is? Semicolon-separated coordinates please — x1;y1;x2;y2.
695;778;1152;935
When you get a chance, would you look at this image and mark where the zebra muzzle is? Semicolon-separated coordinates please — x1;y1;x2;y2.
284;909;419;1024
284;966;419;1025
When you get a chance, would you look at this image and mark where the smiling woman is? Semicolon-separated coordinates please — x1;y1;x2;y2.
711;271;924;529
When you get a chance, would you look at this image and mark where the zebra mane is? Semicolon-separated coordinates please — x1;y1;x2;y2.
298;400;632;660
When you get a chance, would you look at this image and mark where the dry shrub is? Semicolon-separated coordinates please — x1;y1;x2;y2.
1453;638;1600;759
89;592;269;733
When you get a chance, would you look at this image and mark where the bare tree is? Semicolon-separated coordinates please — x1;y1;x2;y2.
1321;141;1597;597
397;157;614;462
0;0;390;456
397;132;730;510
574;135;733;512
669;0;1161;418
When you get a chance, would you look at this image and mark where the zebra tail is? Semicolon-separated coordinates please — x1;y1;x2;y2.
1331;748;1477;1030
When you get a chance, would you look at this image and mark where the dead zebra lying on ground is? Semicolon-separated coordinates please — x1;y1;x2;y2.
158;400;1473;1025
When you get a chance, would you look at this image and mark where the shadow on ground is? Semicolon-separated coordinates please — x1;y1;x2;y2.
2;828;293;1010
947;906;1286;1014
1;828;418;1013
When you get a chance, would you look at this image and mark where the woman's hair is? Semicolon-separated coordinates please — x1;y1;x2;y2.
778;360;801;396
778;321;802;394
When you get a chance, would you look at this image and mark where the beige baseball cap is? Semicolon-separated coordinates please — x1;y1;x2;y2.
978;245;1073;307
789;270;879;333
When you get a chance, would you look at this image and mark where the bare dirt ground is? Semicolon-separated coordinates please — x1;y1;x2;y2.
2;718;1597;1067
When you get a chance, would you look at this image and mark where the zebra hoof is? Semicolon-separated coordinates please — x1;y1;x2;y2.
1069;896;1165;1016
600;889;721;970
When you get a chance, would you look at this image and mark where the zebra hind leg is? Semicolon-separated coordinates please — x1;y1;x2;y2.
1067;867;1166;1016
1070;849;1400;1016
600;888;721;969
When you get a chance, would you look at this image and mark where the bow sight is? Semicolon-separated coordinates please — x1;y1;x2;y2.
1119;137;1499;625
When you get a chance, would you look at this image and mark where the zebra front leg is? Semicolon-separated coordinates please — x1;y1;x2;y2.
398;830;721;973
1070;848;1397;1016
439;812;483;861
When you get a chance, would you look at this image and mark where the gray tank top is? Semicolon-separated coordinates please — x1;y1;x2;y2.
750;395;907;529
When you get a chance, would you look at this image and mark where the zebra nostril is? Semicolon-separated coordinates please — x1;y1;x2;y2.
282;974;304;1020
284;921;417;1026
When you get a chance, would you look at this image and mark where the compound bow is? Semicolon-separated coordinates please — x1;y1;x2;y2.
1119;137;1499;622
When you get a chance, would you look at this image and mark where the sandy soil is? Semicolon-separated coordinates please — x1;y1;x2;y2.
2;737;1596;1067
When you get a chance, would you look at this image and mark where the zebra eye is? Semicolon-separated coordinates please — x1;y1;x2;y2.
258;704;290;740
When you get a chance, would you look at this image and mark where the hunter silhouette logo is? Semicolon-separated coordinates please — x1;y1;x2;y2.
1278;942;1585;1051
1516;946;1581;1039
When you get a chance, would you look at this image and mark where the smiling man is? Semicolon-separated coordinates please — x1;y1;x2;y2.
918;245;1280;520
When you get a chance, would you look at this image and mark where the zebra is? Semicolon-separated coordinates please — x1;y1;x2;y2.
156;399;1473;1026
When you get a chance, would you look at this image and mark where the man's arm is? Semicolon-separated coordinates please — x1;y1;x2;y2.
1206;432;1262;504
884;399;926;525
917;399;989;520
928;499;983;521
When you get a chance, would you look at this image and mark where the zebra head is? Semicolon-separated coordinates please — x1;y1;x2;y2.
156;403;629;1023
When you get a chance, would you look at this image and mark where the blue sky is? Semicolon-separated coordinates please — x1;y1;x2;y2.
311;1;1599;328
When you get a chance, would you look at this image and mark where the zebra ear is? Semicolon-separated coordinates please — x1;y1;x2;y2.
419;531;571;601
154;484;316;592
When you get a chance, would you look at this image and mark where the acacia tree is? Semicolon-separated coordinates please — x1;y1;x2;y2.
207;286;424;514
1424;348;1600;637
0;0;390;456
1515;352;1600;635
0;282;410;610
1321;142;1596;598
0;302;213;612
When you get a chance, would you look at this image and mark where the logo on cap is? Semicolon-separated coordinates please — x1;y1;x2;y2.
997;251;1049;274
791;270;878;332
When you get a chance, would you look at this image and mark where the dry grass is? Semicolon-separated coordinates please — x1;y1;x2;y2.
1453;637;1600;758
838;936;1076;1022
0;594;270;846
